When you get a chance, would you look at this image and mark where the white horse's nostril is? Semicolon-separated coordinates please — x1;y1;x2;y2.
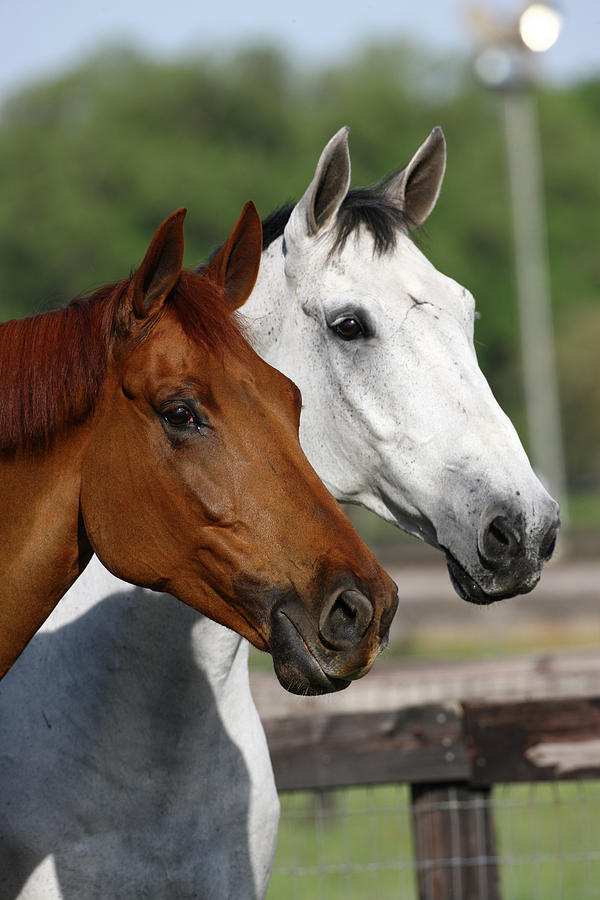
540;519;560;561
478;503;560;573
478;513;525;569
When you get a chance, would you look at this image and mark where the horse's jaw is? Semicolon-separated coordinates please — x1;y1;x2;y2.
372;430;560;605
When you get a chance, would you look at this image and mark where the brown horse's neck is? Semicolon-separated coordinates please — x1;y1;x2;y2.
0;431;93;677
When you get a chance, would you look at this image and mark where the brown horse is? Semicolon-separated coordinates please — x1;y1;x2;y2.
0;202;397;692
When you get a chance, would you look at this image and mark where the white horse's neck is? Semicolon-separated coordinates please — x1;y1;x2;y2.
240;238;288;360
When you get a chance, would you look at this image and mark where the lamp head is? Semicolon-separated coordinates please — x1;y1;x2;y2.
519;3;563;52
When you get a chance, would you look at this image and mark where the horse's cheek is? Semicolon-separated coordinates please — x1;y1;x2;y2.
79;418;139;570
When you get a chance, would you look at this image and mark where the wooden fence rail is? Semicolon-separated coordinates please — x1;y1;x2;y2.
263;696;600;900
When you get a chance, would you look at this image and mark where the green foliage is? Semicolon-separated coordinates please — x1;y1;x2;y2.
0;42;598;489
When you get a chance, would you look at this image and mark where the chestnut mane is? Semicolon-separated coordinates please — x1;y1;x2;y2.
0;270;249;456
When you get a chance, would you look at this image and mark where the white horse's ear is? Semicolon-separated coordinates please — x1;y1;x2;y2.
287;127;351;240
384;127;446;228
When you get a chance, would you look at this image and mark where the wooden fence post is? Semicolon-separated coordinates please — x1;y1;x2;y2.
410;782;500;900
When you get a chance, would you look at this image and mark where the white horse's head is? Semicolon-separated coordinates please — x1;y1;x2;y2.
245;127;560;605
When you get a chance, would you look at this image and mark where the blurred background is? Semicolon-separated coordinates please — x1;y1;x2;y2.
1;0;597;658
2;2;599;896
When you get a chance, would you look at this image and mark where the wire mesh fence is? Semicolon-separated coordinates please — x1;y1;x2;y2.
267;780;600;900
269;785;415;900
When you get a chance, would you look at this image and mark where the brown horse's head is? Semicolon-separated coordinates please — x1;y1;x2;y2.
80;204;397;695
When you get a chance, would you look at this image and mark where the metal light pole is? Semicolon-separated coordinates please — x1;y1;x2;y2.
502;85;568;520
468;2;569;523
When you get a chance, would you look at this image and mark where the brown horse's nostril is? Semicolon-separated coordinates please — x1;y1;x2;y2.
319;589;374;651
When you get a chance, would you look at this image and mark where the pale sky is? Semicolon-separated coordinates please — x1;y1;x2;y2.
0;0;598;103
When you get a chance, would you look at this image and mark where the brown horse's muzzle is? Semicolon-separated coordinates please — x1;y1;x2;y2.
269;576;398;695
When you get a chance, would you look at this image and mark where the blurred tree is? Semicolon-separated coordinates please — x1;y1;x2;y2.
0;43;597;492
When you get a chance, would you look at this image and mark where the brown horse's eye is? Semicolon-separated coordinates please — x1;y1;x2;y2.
333;318;364;341
163;405;195;428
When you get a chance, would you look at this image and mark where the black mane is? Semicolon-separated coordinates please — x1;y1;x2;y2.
261;182;414;256
206;181;414;269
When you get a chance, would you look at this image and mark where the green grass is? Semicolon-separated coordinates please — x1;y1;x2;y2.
494;781;600;900
268;785;416;900
268;782;600;899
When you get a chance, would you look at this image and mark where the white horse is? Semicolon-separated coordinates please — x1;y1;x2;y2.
0;128;559;899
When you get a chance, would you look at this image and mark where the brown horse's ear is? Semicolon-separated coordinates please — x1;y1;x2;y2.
206;202;262;311
127;208;186;322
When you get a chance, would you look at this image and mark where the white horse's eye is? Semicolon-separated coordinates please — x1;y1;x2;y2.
332;318;364;341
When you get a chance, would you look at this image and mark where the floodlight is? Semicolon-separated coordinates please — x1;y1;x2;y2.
519;3;563;52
